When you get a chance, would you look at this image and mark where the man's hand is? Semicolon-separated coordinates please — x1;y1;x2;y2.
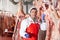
25;33;30;38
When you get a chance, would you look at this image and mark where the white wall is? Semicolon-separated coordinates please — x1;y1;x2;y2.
2;0;18;14
0;0;33;14
0;0;3;10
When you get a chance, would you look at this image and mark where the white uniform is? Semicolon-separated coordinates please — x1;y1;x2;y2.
20;17;35;38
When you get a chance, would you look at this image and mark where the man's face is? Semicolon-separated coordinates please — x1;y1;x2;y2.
30;9;37;19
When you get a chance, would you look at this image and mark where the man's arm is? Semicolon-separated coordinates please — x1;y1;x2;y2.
20;20;29;38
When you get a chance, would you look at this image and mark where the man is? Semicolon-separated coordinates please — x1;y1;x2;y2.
37;5;47;40
20;7;40;40
40;6;47;40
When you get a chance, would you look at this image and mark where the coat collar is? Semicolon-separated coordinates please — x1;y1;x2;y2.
28;16;34;23
27;16;38;23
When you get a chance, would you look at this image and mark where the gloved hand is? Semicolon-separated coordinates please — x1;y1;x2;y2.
25;33;30;38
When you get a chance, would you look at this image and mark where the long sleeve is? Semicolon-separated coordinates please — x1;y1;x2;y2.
19;19;28;38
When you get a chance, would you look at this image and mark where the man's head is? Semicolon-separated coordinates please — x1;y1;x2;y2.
40;6;44;13
30;8;37;19
45;3;49;9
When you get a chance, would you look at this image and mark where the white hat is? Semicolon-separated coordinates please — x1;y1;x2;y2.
28;6;36;14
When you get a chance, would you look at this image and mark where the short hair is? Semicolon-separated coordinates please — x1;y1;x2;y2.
45;4;49;9
40;6;43;10
30;8;37;13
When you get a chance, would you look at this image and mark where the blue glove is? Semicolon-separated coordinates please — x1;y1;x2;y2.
25;33;30;38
